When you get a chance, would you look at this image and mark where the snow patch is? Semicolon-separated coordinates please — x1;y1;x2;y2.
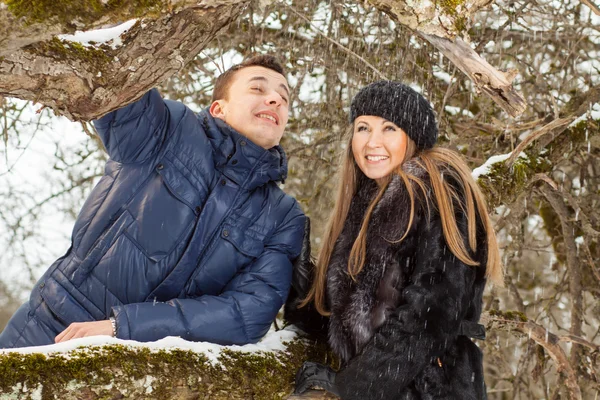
432;68;452;84
445;106;475;118
143;375;156;394
472;153;516;179
58;19;138;49
568;102;600;127
472;152;528;179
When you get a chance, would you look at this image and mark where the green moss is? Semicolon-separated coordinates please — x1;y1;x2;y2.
476;117;599;210
0;337;329;399
489;309;528;322
6;0;163;26
437;0;468;34
453;15;468;33
7;0;102;25
24;37;111;74
477;152;552;209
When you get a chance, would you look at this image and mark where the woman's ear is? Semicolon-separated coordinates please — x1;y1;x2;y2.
209;100;227;120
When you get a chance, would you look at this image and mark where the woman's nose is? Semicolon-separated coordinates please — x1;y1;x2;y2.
366;130;383;148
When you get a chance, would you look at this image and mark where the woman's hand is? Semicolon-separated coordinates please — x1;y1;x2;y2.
55;320;114;343
294;361;340;396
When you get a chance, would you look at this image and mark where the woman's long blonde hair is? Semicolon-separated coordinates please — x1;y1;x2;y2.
301;126;504;316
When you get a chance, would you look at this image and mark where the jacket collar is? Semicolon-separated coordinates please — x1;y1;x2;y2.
199;109;288;190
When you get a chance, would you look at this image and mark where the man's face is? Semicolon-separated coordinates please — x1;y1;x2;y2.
210;66;290;149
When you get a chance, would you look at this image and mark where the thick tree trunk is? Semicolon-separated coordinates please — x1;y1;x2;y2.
0;1;249;121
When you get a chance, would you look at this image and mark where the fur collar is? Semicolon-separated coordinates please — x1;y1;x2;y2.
327;160;429;362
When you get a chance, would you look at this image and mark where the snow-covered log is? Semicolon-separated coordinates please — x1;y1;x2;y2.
0;326;333;399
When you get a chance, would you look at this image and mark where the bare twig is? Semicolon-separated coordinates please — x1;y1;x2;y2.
580;0;600;15
505;117;574;167
282;3;388;80
484;313;583;400
538;185;584;371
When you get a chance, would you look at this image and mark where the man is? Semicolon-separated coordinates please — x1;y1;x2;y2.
0;55;306;348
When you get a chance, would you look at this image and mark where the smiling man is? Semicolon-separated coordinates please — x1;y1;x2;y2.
0;55;306;348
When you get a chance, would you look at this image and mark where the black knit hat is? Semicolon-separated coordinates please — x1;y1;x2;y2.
350;81;438;150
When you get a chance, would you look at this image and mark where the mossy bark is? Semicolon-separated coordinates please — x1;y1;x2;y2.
0;1;250;121
477;118;600;209
0;338;331;399
0;0;205;55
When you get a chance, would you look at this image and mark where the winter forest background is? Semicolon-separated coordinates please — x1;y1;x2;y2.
1;0;599;398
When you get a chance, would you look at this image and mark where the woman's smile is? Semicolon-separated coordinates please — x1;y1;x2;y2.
352;115;408;180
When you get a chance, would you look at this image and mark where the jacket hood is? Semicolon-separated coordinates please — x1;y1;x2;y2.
198;109;288;190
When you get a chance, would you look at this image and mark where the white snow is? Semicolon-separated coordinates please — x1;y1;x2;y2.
58;19;138;49
472;153;511;179
472;152;528;180
0;325;299;365
568;102;600;127
445;106;475;118
432;68;452;84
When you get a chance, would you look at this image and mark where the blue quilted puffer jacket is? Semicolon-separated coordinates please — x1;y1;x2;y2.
1;89;305;347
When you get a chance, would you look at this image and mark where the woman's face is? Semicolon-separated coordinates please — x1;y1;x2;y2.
352;115;408;183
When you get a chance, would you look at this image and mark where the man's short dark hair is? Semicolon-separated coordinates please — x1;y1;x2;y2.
212;55;286;102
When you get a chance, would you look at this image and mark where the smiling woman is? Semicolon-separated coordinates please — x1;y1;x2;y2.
289;80;504;400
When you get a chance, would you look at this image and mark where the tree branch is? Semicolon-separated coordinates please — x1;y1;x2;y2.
538;185;584;370
580;0;600;16
419;34;526;118
364;0;526;117
483;312;583;400
0;3;249;120
0;0;213;57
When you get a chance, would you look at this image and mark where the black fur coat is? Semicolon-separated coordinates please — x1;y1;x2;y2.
286;160;489;400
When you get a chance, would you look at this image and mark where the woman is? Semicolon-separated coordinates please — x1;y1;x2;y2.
289;81;504;399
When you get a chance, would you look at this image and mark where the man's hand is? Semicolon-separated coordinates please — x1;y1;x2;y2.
55;320;113;343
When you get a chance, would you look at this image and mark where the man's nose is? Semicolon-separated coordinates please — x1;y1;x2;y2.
265;91;282;106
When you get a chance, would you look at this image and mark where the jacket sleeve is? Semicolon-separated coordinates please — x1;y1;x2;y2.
336;208;480;399
93;89;170;164
110;207;306;345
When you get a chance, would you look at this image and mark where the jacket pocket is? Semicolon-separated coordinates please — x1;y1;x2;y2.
188;223;265;293
220;223;265;258
40;276;104;325
70;210;135;287
125;153;204;262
